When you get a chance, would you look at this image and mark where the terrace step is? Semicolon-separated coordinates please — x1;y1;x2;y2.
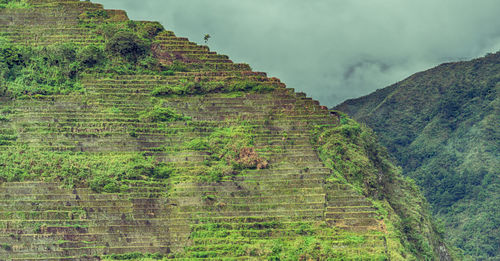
0;1;385;258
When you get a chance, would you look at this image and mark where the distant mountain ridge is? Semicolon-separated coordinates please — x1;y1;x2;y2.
335;52;500;260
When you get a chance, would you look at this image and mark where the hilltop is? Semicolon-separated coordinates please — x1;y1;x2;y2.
336;52;500;260
1;0;451;260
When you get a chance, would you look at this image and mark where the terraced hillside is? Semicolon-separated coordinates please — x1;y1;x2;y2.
0;0;451;260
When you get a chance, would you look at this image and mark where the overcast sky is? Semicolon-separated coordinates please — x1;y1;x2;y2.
97;0;500;107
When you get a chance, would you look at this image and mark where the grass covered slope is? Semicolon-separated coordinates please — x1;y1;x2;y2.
312;114;453;260
335;52;500;260
1;0;451;260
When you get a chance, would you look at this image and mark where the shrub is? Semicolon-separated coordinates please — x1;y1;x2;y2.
0;43;26;69
81;10;109;20
0;81;7;96
105;31;148;62
151;85;183;96
187;138;210;151
0;42;118;97
153;164;174;179
137;55;161;71
89;175;120;193
0;44;85;97
96;23;122;40
191;81;224;94
228;81;275;93
0;114;10;122
251;83;275;93
204;163;232;183
122;158;154;180
139;105;187;122
164;61;188;72
140;22;164;39
78;45;105;68
102;182;121;193
45;43;77;65
0;0;29;8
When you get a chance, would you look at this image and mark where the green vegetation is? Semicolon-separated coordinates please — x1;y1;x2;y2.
0;148;170;193
335;52;500;260
312;113;452;260
0;1;454;260
0;0;29;9
0;128;16;145
80;10;110;20
0;41;84;98
0;20;171;98
0;41;158;98
184;124;268;182
105;31;148;63
175;221;388;260
0;20;272;99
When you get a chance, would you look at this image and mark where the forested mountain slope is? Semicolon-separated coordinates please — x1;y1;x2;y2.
335;52;499;260
0;0;452;260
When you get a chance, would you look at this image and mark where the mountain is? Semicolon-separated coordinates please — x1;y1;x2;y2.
0;0;452;260
335;52;500;260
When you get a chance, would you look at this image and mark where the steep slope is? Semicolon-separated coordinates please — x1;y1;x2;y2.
0;0;451;260
335;52;500;260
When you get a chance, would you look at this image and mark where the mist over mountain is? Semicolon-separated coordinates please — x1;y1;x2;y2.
97;0;500;107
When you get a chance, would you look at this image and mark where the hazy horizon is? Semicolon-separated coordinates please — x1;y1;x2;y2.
96;0;500;107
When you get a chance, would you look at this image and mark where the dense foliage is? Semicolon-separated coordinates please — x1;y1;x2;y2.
105;31;148;63
0;30;274;100
0;21;168;98
0;147;170;193
0;41;83;97
0;0;29;9
312;114;452;260
335;52;500;260
176;222;387;260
